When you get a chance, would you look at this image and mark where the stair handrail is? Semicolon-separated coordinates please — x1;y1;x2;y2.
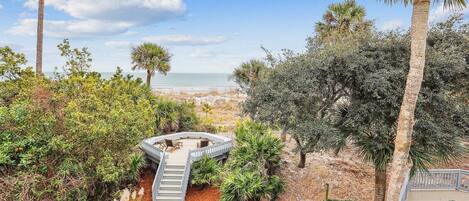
180;151;192;200
152;151;166;200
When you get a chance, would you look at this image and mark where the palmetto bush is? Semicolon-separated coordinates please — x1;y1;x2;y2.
191;155;221;188
221;120;285;201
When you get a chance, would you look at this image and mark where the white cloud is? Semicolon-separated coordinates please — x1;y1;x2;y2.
142;35;227;46
380;19;403;31
0;3;3;10
105;41;133;49
24;0;185;25
430;2;469;22
7;19;133;37
14;0;186;37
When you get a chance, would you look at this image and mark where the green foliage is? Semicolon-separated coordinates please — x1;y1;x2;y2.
154;98;198;133
231;59;270;91
315;0;372;41
243;49;347;168
220;170;284;201
228;120;283;175
0;44;156;200
191;155;221;187
131;43;171;75
131;43;171;86
202;102;213;117
333;16;468;173
57;39;92;74
221;120;284;201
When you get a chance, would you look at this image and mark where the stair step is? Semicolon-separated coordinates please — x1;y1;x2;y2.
163;174;183;180
164;170;184;174
155;195;182;201
160;184;182;191
161;179;182;185
158;190;182;197
166;165;185;169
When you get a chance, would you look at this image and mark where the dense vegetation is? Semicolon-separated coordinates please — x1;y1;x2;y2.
242;15;468;201
191;155;221;188
0;41;202;200
221;120;284;201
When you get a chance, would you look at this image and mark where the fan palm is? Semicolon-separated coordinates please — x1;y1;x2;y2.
131;43;171;88
315;0;372;40
381;1;467;200
231;59;269;91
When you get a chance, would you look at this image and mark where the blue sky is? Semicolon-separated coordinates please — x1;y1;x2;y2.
0;0;467;73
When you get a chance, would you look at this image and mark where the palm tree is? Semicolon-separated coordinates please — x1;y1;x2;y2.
231;59;269;91
315;0;372;40
131;43;171;88
36;0;44;75
382;1;467;200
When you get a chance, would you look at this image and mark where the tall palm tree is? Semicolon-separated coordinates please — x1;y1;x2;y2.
315;0;372;40
131;43;171;88
383;1;467;200
36;0;44;75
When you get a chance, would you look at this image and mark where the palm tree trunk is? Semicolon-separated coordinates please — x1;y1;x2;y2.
298;152;306;168
36;0;44;75
375;167;386;201
146;70;152;88
385;1;430;200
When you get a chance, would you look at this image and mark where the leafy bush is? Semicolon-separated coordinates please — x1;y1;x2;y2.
191;155;221;187
220;170;284;201
0;45;155;200
221;120;285;201
155;98;198;133
227;120;283;175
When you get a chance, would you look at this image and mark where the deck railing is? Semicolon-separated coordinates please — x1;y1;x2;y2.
152;152;166;200
190;140;232;161
400;169;469;201
180;151;192;199
144;132;232;145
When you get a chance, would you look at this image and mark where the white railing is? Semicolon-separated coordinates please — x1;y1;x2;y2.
141;132;233;201
140;141;164;162
400;169;469;201
152;152;166;200
180;152;192;200
143;132;232;145
190;141;232;161
410;169;460;190
458;170;469;192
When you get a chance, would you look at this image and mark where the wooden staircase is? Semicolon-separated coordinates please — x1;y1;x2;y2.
154;152;191;201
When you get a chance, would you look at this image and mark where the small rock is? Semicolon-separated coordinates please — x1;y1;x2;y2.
138;187;144;196
120;189;130;201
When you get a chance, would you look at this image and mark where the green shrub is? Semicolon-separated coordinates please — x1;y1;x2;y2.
191;155;221;187
228;120;283;175
155;98;198;133
0;46;156;200
221;119;285;201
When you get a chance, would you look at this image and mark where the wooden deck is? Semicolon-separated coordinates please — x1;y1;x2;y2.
140;132;233;201
407;190;469;201
164;139;209;165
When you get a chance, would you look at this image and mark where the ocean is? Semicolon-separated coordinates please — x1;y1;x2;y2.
45;72;237;92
